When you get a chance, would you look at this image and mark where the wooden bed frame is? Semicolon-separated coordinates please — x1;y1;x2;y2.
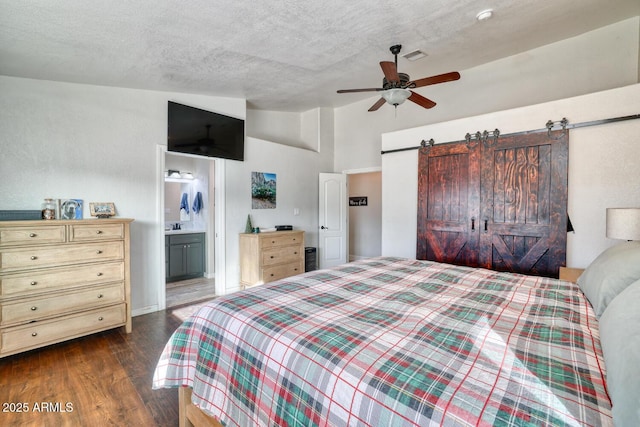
178;387;223;427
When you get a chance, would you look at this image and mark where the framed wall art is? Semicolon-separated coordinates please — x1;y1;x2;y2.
251;172;276;209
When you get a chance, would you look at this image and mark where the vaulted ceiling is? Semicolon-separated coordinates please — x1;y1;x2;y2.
1;0;638;111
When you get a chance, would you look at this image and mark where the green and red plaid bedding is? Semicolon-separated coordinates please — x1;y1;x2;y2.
153;257;612;426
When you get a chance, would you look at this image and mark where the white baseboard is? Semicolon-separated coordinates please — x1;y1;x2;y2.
132;305;160;317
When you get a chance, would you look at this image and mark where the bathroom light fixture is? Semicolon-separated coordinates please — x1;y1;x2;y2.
180;172;194;179
168;170;181;178
476;9;493;21
381;88;411;106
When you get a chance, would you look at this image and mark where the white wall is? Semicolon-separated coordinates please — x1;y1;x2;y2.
381;83;640;269
0;76;244;315
335;17;640;173
0;75;335;311
223;136;333;293
247;107;332;152
348;172;382;260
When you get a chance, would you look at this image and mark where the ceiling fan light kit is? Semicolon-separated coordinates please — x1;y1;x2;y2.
381;88;411;106
337;44;460;112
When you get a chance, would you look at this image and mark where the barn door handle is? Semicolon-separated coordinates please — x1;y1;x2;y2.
471;218;475;232
484;219;488;232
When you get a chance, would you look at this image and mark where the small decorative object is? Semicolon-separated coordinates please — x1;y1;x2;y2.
245;214;253;233
349;196;368;206
253;227;260;233
89;202;116;218
60;199;83;220
251;172;276;209
41;198;57;220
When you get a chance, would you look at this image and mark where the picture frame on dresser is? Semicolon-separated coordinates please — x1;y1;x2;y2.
89;202;116;218
59;199;83;220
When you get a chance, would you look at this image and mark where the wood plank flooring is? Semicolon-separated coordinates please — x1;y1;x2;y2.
0;305;192;426
166;277;216;308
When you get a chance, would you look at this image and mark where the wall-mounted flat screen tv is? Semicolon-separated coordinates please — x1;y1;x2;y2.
167;101;245;161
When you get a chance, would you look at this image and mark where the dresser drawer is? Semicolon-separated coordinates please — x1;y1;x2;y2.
0;241;123;272
262;245;303;266
1;303;126;356
0;225;66;247
262;262;304;284
261;233;303;249
69;223;124;241
0;261;124;297
1;282;124;326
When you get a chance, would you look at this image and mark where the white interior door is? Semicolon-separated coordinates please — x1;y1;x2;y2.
318;173;348;269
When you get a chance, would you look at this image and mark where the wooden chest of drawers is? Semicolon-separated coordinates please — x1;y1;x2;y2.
0;218;133;357
239;230;304;289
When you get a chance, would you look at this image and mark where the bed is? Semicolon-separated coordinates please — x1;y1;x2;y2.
153;250;640;426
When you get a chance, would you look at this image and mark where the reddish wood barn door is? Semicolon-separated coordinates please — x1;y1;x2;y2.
416;142;481;267
417;130;568;277
479;131;568;277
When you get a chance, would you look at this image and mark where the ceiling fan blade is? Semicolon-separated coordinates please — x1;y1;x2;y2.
411;71;461;88
408;91;436;109
380;61;400;83
337;88;382;93
368;98;386;112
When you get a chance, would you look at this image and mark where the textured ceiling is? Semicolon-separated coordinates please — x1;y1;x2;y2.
1;0;638;112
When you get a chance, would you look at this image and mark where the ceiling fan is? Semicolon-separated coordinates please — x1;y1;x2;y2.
337;45;460;112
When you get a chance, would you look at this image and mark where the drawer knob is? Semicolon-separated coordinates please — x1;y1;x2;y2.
30;256;37;260
96;230;103;234
294;251;298;255
31;306;38;311
31;332;38;337
97;272;103;276
96;250;103;254
30;281;38;286
97;294;103;299
270;255;274;259
29;233;36;238
98;316;104;321
270;273;274;277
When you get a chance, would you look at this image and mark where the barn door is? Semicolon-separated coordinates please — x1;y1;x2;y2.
479;131;568;277
417;142;481;266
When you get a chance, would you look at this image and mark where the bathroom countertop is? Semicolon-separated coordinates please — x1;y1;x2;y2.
164;229;206;235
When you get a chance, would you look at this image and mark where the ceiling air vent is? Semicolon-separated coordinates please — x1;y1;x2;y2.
402;49;427;61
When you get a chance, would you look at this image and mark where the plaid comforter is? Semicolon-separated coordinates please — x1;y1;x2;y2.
153;257;612;426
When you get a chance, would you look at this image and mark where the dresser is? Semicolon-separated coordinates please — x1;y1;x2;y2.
0;218;133;357
239;230;304;289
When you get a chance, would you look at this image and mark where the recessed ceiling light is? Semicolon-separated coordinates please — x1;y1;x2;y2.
476;9;493;21
402;49;427;61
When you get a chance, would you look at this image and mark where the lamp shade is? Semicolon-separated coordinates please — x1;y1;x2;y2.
381;88;411;106
606;208;640;240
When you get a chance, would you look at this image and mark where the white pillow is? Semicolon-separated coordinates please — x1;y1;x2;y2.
577;241;640;317
598;278;640;427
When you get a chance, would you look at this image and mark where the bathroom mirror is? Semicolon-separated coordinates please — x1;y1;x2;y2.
165;181;193;223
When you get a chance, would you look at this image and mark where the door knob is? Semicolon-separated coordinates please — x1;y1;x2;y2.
320;225;327;229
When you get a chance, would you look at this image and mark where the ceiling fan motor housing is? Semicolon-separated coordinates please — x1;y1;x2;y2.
383;72;411;89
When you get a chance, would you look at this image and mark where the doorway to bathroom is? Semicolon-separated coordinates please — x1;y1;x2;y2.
164;152;217;308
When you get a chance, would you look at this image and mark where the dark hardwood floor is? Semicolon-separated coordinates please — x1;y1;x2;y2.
0;306;190;426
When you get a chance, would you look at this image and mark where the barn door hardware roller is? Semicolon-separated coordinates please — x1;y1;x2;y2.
546;117;569;139
465;129;500;148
